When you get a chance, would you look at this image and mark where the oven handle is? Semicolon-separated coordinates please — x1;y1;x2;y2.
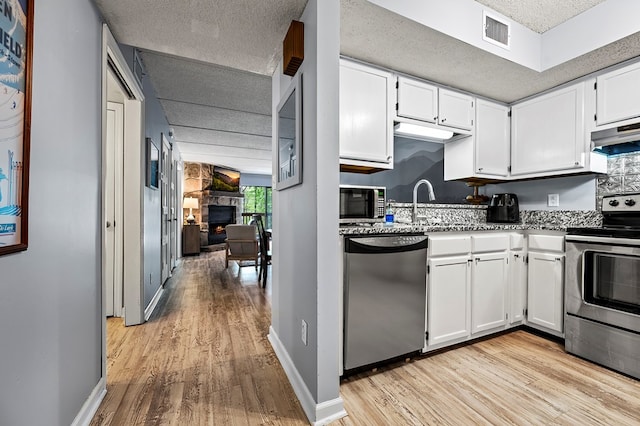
565;234;640;246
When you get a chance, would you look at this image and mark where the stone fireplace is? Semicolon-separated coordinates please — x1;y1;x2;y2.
199;192;243;246
208;205;236;245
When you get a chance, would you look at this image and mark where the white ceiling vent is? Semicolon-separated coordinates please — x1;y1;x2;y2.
483;11;510;50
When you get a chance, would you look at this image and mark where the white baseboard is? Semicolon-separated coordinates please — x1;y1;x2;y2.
144;286;165;321
70;377;106;426
268;326;347;425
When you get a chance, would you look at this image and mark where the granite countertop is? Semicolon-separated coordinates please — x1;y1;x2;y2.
339;222;567;235
339;207;602;235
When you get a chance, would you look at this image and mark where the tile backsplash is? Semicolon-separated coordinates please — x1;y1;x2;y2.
596;152;640;209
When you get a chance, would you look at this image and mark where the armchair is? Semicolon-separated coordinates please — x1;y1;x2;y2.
224;225;259;269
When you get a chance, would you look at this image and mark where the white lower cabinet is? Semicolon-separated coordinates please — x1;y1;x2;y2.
471;252;508;334
427;255;470;346
509;250;527;324
526;233;565;335
527;251;564;333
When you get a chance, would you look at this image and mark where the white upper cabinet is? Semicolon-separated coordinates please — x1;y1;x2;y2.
475;99;510;177
511;82;585;177
438;88;474;131
339;59;394;169
444;98;510;181
397;76;438;123
596;61;640;126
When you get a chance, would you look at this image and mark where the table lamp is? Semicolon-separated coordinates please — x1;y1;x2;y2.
183;197;199;224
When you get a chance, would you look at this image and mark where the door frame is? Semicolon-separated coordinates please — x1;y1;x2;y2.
100;24;146;383
161;133;172;282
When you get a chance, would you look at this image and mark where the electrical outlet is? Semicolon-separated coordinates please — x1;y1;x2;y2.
548;193;560;207
301;319;308;346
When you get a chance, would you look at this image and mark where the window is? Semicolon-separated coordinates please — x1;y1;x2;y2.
242;186;272;229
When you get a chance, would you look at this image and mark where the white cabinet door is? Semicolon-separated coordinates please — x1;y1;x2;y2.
397;76;438;123
527;252;564;333
339;59;394;166
471;252;508;334
428;256;470;346
511;82;585;176
509;251;527;324
596;61;640;126
475;99;510;177
439;88;474;131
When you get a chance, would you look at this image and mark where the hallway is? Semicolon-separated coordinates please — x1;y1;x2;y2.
90;251;308;425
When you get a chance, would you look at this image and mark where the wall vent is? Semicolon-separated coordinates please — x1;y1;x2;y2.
483;11;510;50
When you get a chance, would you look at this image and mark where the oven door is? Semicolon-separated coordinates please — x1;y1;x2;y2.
566;235;640;333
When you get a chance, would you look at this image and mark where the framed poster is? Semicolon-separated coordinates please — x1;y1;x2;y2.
146;137;159;189
0;0;33;256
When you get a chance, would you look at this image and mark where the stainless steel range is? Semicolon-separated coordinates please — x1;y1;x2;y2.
565;193;640;379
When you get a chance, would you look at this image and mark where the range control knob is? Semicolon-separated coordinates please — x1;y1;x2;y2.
609;199;619;206
625;199;636;206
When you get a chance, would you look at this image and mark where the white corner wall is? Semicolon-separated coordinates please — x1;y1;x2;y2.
270;0;344;423
0;1;104;425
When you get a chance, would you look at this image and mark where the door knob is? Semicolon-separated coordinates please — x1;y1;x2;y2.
106;221;112;228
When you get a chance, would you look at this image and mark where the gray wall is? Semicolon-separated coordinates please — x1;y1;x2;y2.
488;175;597;210
241;172;271;187
340;137;471;203
119;44;170;308
0;1;103;425
272;0;341;414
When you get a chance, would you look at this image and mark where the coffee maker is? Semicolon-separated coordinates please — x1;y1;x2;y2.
486;193;519;223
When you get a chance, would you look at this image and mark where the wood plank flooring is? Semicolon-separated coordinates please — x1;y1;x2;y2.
338;331;640;425
91;251;640;425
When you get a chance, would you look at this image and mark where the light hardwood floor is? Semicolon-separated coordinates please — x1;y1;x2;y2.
91;251;640;425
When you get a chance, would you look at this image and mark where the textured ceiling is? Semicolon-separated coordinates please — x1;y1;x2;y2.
141;52;273;174
475;0;606;33
341;0;640;103
94;0;640;174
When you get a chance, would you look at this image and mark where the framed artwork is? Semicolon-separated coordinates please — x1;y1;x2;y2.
275;72;302;190
146;137;159;189
0;0;34;256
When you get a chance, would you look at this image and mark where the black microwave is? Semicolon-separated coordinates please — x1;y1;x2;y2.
339;185;386;223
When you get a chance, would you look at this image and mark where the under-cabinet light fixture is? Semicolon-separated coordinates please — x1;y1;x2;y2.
394;122;454;141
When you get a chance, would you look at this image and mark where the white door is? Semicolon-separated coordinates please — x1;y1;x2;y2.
428;256;470;346
397;76;438;123
511;82;585;176
471;252;508;333
596;61;640;126
438;88;474;130
475;99;510;177
161;134;171;283
170;158;178;270
106;102;124;317
527;252;564;332
339;59;394;164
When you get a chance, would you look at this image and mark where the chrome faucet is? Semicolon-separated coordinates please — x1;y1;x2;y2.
412;179;436;222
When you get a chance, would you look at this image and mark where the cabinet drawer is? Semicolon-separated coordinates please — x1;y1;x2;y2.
471;233;509;253
510;233;525;250
528;234;565;252
429;235;471;256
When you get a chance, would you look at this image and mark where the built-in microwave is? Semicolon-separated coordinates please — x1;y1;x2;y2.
339;185;386;223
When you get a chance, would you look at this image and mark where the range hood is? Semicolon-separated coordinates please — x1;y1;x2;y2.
592;122;640;155
393;117;471;143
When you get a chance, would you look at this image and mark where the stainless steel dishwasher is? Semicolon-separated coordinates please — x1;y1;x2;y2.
344;234;428;371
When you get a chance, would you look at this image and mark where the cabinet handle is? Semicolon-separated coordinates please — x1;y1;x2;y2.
433;116;438;121
555;257;562;261
387;155;392;161
514;253;520;258
441;118;447;122
467;259;472;264
478;167;483;171
106;221;112;228
574;161;580;166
